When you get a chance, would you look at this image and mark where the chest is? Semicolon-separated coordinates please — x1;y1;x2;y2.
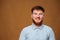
26;29;49;40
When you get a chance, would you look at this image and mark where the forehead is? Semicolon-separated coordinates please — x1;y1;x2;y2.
33;10;44;13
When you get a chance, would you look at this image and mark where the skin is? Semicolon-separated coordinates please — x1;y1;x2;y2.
31;9;45;27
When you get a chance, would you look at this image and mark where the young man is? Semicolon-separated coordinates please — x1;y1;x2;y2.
19;6;55;40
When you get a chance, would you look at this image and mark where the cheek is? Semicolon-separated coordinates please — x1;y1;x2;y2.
32;15;36;19
40;15;44;19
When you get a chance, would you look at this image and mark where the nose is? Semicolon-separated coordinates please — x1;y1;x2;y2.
37;14;40;17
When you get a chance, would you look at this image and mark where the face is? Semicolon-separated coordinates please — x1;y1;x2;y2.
31;10;44;24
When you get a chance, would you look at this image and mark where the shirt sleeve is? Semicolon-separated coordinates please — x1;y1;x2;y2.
19;29;26;40
49;29;55;40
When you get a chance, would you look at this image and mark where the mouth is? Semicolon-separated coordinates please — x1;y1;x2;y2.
36;18;40;20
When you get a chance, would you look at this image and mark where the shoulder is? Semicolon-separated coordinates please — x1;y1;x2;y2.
21;25;32;33
43;24;54;32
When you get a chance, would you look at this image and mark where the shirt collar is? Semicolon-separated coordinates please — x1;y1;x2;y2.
31;23;44;30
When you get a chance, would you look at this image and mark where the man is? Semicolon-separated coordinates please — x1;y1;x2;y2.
19;6;55;40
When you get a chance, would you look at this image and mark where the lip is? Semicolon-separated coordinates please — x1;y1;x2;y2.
36;18;40;20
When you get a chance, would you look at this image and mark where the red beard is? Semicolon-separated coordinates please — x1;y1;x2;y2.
32;19;43;26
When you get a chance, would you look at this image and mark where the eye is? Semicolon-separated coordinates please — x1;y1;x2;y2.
39;13;44;15
33;13;37;15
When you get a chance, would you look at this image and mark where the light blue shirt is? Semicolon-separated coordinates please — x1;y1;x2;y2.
19;23;55;40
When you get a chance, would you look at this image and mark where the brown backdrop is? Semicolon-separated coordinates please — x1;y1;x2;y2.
0;0;60;40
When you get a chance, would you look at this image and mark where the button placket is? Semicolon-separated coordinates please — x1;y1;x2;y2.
35;29;40;40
